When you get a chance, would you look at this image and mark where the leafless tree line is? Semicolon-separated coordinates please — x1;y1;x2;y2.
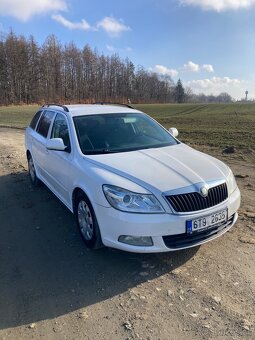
0;31;233;105
0;32;176;105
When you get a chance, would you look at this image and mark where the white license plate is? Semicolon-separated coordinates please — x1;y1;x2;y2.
186;209;228;234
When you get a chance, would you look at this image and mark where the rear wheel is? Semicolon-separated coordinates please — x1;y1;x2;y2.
27;154;40;186
75;193;103;249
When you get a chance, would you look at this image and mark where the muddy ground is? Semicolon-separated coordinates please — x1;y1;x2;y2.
0;127;254;340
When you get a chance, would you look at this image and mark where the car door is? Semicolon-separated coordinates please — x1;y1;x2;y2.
31;110;56;182
43;112;73;206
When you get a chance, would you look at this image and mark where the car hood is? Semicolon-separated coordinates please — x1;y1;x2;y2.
85;144;229;193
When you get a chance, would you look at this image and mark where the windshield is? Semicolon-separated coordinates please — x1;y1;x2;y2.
73;113;178;155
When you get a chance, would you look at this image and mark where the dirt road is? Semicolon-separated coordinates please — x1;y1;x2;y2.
0;127;254;340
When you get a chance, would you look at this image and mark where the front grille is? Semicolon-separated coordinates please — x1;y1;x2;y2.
163;214;235;249
166;182;228;213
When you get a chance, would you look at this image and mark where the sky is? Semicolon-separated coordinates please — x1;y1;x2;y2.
0;0;254;100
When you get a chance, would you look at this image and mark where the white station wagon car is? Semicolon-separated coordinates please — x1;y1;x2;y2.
25;104;240;253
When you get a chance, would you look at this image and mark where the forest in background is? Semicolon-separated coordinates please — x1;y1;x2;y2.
0;31;234;105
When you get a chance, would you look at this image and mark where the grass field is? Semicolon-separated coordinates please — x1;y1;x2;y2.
0;103;254;148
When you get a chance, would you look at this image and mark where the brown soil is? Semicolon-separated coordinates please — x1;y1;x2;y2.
0;127;254;340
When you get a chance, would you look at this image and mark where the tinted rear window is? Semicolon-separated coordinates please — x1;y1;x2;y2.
36;110;55;138
29;110;42;130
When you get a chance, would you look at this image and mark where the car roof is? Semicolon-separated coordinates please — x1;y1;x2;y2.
43;104;142;117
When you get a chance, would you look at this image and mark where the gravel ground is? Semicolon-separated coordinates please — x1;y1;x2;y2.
0;127;254;340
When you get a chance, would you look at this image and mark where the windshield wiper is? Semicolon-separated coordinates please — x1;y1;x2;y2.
84;149;120;155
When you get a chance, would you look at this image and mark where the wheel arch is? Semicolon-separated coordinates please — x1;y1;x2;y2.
26;149;31;159
72;187;91;213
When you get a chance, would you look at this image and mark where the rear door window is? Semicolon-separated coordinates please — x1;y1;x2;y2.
36;110;55;138
30;110;43;130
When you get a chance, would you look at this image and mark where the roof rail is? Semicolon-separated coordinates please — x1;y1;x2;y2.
42;103;69;112
94;102;135;110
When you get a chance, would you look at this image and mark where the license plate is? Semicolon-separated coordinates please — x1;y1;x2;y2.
186;209;228;234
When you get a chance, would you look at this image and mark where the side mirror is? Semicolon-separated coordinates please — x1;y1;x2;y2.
46;138;67;151
169;127;179;138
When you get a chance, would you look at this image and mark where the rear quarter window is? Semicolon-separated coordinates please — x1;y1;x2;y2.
29;110;42;130
36;110;55;138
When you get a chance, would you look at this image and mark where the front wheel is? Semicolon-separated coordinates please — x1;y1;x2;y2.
75;193;103;249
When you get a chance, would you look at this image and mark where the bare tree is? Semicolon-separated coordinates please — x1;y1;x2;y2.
41;35;62;102
0;30;233;105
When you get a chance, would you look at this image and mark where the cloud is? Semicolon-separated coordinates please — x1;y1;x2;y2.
186;76;242;94
52;14;91;31
106;45;132;53
179;0;255;12
97;17;131;36
182;61;214;73
183;61;200;72
149;65;178;77
202;64;214;72
106;45;115;52
0;0;67;21
51;15;131;37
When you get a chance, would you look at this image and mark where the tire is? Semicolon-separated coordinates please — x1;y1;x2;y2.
27;154;40;186
75;193;103;249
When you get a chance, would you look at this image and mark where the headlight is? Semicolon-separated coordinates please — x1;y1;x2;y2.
103;185;165;213
226;170;237;195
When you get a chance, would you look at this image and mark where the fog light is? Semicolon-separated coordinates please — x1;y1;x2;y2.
118;235;153;246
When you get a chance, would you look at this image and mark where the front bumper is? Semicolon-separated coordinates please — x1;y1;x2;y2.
93;187;240;253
